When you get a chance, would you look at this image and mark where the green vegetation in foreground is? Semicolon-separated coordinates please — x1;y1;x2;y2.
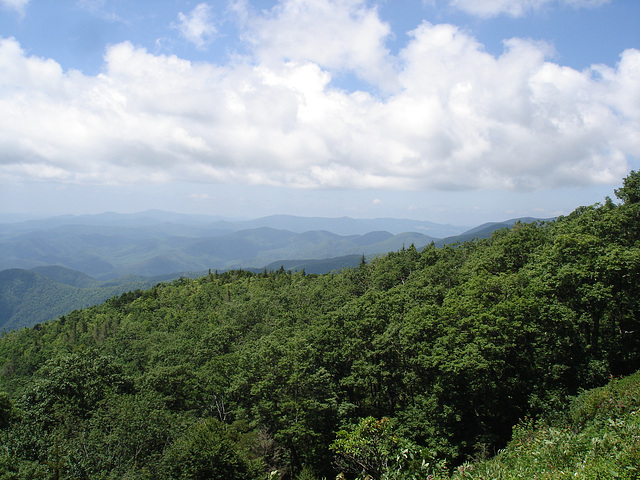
0;171;638;479
444;372;640;479
328;372;640;479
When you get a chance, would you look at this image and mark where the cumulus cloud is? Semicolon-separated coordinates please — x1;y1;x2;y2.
448;0;612;18
175;3;217;49
239;0;397;90
0;0;637;193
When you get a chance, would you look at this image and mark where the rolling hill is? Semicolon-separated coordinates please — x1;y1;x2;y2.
0;267;178;331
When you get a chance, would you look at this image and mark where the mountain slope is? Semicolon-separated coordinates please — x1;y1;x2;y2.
0;171;639;478
262;254;364;274
0;268;89;331
0;267;168;331
29;265;100;288
435;216;553;246
0;214;547;329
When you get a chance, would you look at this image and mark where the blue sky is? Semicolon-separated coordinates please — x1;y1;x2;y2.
1;0;638;226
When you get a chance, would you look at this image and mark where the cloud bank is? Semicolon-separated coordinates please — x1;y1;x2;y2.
0;0;637;193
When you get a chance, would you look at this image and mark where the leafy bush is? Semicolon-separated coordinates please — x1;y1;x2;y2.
450;372;640;479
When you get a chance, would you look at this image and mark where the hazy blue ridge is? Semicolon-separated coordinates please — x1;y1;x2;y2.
0;212;463;279
29;265;100;288
0;211;469;237
435;217;554;247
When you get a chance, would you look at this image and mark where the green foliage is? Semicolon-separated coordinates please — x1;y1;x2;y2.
0;390;11;429
331;417;434;480
449;371;640;479
163;418;256;480
615;169;640;204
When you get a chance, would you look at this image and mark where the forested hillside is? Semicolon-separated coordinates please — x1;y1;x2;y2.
0;259;366;332
0;172;639;479
0;266;184;331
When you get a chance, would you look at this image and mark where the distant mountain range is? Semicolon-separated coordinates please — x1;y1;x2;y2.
0;211;551;331
0;211;471;279
1;210;467;235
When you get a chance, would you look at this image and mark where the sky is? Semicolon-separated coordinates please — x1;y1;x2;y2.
0;0;639;226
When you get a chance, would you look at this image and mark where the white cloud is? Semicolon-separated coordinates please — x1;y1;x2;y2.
240;0;397;90
175;3;217;49
0;0;28;16
0;0;637;194
448;0;611;18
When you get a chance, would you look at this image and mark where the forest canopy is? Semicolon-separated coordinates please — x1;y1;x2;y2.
0;171;639;479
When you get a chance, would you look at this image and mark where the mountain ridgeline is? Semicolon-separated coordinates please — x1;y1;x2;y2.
0;172;639;478
0;213;534;331
0;214;469;279
0;212;536;281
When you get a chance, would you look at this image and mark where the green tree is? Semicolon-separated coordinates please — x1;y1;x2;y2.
163;418;254;480
615;170;640;204
331;417;431;480
0;390;11;429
